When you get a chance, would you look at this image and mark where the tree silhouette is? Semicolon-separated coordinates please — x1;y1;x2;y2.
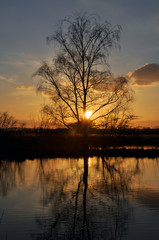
0;112;17;129
34;13;133;134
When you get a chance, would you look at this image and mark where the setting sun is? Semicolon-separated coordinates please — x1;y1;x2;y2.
85;110;93;119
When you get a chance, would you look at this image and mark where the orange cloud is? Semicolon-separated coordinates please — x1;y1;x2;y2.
16;85;35;90
128;63;159;86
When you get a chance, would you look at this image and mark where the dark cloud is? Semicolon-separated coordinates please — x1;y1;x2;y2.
129;63;159;86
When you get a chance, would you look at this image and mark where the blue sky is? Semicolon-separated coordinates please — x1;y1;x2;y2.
0;0;159;126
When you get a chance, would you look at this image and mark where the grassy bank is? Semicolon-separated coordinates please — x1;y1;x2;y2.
1;128;159;158
1;128;159;159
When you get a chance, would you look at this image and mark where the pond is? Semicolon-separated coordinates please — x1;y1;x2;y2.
0;157;159;239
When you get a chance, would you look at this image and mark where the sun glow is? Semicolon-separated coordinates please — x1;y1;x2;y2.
85;110;93;119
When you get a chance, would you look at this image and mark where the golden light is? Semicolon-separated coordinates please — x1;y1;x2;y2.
85;110;93;119
88;157;91;167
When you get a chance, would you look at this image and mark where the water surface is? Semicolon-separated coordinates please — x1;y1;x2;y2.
0;157;159;239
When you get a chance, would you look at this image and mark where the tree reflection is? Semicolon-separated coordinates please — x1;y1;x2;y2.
0;160;25;196
1;157;155;239
1;157;159;239
32;157;138;240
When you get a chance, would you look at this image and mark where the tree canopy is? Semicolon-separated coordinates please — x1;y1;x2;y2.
34;14;134;132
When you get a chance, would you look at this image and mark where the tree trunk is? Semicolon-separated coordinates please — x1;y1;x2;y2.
82;121;89;152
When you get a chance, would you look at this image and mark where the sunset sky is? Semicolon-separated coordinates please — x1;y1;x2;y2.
0;0;159;127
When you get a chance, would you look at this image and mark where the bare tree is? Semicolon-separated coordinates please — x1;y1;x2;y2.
0;112;17;129
102;105;135;129
34;13;133;134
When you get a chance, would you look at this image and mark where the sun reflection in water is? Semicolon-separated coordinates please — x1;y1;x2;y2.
88;157;91;166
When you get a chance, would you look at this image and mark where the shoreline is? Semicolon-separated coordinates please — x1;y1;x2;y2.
1;129;159;160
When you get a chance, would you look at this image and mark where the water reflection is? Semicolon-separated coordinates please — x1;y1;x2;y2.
0;157;159;239
32;157;136;240
0;160;25;196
